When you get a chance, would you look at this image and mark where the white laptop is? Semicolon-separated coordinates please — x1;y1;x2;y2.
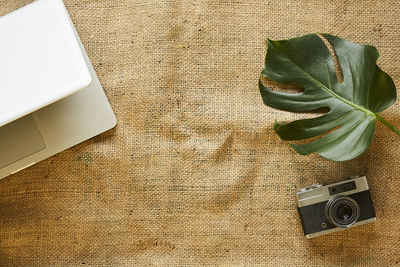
0;0;116;179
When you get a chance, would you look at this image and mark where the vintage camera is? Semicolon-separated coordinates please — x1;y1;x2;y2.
297;176;376;238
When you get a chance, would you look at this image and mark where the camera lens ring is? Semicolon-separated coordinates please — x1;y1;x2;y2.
325;196;360;228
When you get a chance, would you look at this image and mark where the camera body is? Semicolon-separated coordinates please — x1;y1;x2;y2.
297;176;376;238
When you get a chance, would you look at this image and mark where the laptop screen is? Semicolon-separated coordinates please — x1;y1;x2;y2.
0;0;91;127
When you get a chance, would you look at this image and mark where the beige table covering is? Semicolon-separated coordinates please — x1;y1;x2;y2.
1;0;399;265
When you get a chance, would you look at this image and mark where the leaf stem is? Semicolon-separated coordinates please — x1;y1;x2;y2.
376;114;400;137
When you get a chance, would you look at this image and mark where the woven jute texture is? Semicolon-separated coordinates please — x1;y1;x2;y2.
1;0;400;266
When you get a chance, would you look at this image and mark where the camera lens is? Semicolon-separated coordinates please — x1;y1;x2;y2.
325;196;360;228
336;204;352;220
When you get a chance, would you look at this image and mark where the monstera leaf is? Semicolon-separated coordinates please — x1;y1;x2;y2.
259;33;399;161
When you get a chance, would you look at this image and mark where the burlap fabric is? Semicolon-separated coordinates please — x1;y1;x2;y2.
1;0;399;266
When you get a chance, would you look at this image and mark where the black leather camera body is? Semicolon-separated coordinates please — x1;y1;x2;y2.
297;176;376;238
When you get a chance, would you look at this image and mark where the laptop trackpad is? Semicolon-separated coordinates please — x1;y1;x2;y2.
0;115;46;169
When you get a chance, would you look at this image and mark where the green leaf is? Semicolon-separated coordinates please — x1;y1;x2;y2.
259;33;398;161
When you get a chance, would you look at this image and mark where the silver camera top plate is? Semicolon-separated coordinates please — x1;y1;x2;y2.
297;176;369;208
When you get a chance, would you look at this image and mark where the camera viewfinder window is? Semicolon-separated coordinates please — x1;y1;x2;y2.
329;181;356;195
